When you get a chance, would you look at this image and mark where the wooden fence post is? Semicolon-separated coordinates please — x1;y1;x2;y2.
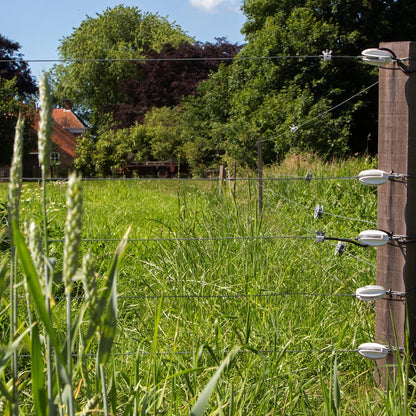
233;161;237;197
257;139;263;215
218;165;224;195
376;41;416;383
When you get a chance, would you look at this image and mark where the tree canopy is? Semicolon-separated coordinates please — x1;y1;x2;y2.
0;34;37;165
50;5;193;130
105;38;242;129
178;0;416;170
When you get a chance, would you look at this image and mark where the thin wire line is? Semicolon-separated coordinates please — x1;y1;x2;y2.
17;347;361;359
260;80;379;144
15;175;361;182
295;81;379;131
264;203;376;269
0;55;360;64
265;188;377;226
36;292;357;302
48;235;318;243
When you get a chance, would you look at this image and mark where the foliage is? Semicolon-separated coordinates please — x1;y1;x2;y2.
0;34;37;98
75;107;185;176
0;34;37;166
2;152;416;414
106;38;242;129
50;5;192;131
178;0;416;170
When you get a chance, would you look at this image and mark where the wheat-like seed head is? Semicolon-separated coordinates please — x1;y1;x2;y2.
82;253;100;327
63;172;83;289
24;220;46;293
38;72;53;172
8;115;24;230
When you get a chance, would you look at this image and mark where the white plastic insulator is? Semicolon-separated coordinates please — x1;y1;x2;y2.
358;342;389;360
356;285;386;301
361;49;393;66
358;230;390;246
357;169;389;186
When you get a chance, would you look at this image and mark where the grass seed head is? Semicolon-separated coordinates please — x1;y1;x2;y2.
7;115;24;229
24;220;46;293
38;72;53;172
63;172;83;289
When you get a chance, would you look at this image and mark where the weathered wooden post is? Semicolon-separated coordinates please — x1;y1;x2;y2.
376;41;416;383
257;139;263;215
218;165;224;195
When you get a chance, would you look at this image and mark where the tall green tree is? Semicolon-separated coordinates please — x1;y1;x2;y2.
0;34;37;165
180;0;416;169
50;5;192;130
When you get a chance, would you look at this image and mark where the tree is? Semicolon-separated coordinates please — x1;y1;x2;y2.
179;0;416;169
50;5;192;131
0;34;37;165
0;34;37;97
106;39;242;128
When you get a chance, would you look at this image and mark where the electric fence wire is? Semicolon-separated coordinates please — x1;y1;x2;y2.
17;174;364;182
264;187;377;226
264;197;377;269
0;54;363;64
259;80;380;144
17;347;363;360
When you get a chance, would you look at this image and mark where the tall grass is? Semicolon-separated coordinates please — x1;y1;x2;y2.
0;102;414;412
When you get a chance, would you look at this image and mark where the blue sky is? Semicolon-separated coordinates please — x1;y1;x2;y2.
1;0;246;77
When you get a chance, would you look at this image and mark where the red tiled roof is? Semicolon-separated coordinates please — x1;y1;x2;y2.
52;108;87;130
51;121;77;157
32;115;77;158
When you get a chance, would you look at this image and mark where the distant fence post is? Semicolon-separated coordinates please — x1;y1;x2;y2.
233;161;237;197
376;41;416;384
257;139;263;215
218;165;224;195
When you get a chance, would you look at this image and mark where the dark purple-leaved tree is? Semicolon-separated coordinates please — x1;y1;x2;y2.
106;38;242;129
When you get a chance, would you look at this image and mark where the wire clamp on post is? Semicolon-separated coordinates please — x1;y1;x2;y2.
321;49;332;62
316;230;325;243
334;241;346;256
314;204;324;219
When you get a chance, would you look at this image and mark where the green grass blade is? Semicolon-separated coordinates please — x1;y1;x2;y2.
87;226;131;343
32;323;47;416
11;219;68;381
0;326;32;372
333;357;340;415
0;255;9;300
190;346;239;416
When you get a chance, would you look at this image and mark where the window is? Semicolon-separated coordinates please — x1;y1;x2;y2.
51;152;61;162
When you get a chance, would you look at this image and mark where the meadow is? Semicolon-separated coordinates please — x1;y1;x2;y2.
3;153;411;415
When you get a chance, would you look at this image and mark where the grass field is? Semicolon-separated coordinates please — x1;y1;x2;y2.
1;154;414;415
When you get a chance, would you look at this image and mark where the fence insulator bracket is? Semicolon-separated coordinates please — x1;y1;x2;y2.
314;204;324;219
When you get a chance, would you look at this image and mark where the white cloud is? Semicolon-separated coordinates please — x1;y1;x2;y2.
189;0;240;13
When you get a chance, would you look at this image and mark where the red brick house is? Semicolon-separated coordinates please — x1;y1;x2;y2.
27;102;87;177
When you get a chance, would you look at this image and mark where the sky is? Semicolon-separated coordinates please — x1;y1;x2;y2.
1;0;246;77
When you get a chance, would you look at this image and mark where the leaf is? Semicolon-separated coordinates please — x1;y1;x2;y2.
0;326;32;374
87;226;131;343
97;226;131;366
333;356;340;414
190;346;239;416
32;323;47;416
0;255;9;300
11;220;68;382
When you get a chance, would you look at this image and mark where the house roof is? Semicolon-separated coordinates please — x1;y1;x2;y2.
51;121;77;157
32;115;77;158
52;108;87;131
